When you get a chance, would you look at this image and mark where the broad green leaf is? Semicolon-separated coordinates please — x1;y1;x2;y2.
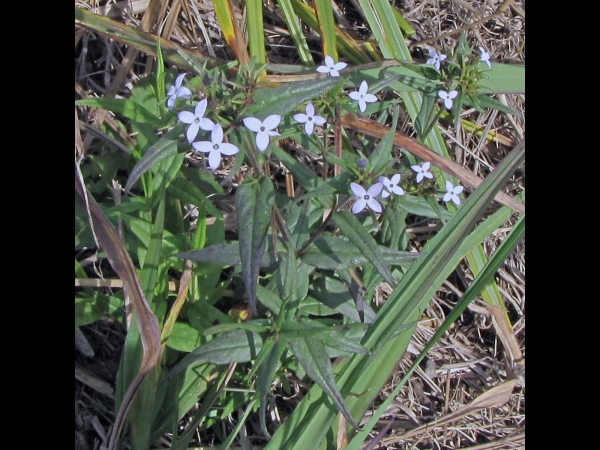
395;194;453;220
167;177;223;219
75;98;163;128
300;236;420;270
334;210;395;286
166;322;202;352
175;242;277;267
236;176;275;314
479;63;525;94
290;337;360;429
168;330;264;378
124;124;185;193
203;320;272;336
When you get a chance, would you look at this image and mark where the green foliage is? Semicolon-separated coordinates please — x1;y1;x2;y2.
75;7;524;449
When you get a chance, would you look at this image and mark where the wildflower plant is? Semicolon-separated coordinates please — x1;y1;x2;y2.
75;13;524;449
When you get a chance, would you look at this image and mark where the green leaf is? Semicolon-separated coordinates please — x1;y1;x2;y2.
256;338;288;437
369;105;399;174
75;97;163;128
124;123;185;193
300;236;420;270
236;176;275;314
290;337;360;429
139;191;166;305
247;76;341;119
168;330;263;378
166;322;202;352
334;210;395;286
395;194;453;220
469;93;522;117
478;63;525;94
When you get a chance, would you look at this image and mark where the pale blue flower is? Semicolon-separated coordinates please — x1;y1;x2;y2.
243;115;281;151
293;103;326;135
443;180;464;205
166;73;192;110
349;81;378;113
379;174;405;198
316;55;347;77
350;182;383;214
178;99;215;143
426;49;447;70
411;161;434;183
192;124;239;170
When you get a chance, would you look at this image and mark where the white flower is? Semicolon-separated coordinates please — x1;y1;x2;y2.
438;90;458;110
426;49;447;70
479;46;492;69
243;115;281;151
443;180;464;205
316;55;347;77
348;81;378;113
411;161;434;183
293;103;326;136
192;124;239;171
166;73;192;110
379;174;405;198
178;99;215;143
350;182;383;214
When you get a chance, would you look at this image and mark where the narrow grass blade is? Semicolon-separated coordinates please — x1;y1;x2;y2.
246;0;267;79
212;0;250;65
276;0;314;65
314;0;338;59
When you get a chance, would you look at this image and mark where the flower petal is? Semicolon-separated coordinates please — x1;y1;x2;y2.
352;199;367;214
175;73;186;88
208;150;221;170
211;124;224;144
243;117;263;132
200;118;215;131
366;197;382;213
350;182;366;197
390;174;401;185
453;185;464;195
176;86;192;99
167;95;176;110
178;111;195;124
256;132;270;151
219;143;239;156
333;62;347;71
443;192;452;202
316;65;330;74
293;113;308;123
444;98;453;109
192;141;213;153
167;86;175;97
359;80;369;94
438;90;448;100
348;91;361;101
392;186;405;196
422;162;431;171
305;120;314;135
306;103;315;117
448;90;458;100
446;181;454;192
263;115;281;130
451;195;461;205
381;190;391;199
367;182;383;197
358;100;367;113
324;55;334;67
312;115;326;126
439;54;447;62
329;69;340;77
186;123;200;143
410;164;421;172
379;176;391;187
485;60;492;68
416;173;424;183
194;98;208;118
423;171;434;179
363;93;378;103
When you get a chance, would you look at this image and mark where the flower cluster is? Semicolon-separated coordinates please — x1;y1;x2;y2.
350;161;463;214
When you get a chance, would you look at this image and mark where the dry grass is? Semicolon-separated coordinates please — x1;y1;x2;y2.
75;1;525;448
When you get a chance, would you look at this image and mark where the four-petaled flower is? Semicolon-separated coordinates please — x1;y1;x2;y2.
379;174;405;198
426;49;447;70
316;55;347;77
243;115;281;151
293;103;326;135
443;181;464;206
166;73;192;110
349;81;378;113
192;124;239;171
350;182;383;214
438;90;458;110
411;161;434;183
178;99;215;143
479;47;492;69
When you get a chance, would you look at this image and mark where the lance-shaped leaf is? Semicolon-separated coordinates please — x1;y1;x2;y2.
300;236;421;270
124;124;185;193
175;242;277;267
334;211;395;286
247;76;340;119
75;98;163;129
255;337;288;437
236;176;275;314
168;329;263;379
290;337;360;429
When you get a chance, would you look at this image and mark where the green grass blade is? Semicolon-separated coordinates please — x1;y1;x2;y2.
314;0;338;59
75;98;162;128
276;0;314;65
246;0;267;78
